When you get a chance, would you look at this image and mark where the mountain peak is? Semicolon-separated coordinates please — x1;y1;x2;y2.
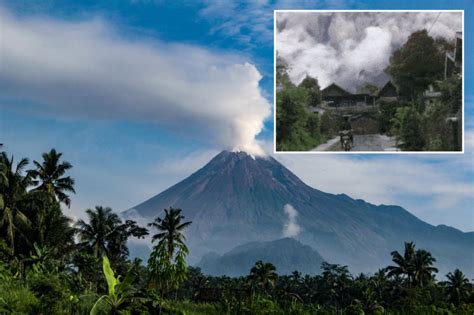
215;149;268;161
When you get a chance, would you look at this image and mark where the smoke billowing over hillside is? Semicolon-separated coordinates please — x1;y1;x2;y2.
276;11;462;91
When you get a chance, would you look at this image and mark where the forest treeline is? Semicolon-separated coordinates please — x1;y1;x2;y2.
276;29;462;151
0;149;472;314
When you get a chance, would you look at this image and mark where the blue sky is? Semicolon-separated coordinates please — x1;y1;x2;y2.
1;0;473;231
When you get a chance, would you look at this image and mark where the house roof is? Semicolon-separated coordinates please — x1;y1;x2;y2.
322;83;351;96
377;81;398;97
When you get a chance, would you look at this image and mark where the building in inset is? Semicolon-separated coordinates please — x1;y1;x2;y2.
321;83;376;107
377;81;398;102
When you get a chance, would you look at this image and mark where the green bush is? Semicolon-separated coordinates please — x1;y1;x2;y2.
0;279;39;314
27;272;71;314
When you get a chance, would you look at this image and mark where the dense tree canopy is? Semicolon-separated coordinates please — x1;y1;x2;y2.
385;29;444;98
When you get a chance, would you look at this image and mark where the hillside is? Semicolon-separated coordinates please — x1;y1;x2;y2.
124;150;473;277
197;238;325;276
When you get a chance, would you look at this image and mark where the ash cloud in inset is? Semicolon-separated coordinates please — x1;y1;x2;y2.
276;11;462;91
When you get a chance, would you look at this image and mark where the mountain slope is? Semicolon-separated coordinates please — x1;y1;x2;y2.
197;238;325;276
124;151;473;277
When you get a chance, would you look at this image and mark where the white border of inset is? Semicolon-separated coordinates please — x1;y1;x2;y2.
273;9;464;155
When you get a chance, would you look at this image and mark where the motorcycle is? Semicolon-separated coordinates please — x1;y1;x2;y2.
339;130;353;151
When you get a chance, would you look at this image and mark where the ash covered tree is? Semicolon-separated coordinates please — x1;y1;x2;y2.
385;29;444;99
299;75;322;106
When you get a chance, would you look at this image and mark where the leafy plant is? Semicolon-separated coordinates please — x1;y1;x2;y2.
90;256;137;315
148;208;191;294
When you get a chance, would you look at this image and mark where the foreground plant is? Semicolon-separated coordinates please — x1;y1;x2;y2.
90;256;137;315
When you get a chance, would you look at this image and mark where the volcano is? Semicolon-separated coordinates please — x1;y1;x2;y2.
124;151;473;277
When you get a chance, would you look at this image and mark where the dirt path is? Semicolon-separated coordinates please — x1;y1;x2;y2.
313;134;399;152
311;136;340;151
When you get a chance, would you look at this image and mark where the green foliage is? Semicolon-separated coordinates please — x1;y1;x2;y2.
0;152;33;256
29;148;75;207
391;106;425;150
299;75;322;106
0;266;39;314
439;75;462;114
0;283;39;314
249;261;278;294
75;206;148;267
276;86;321;151
27;272;71;314
168;300;217;315
148;208;191;294
444;269;471;307
276;65;329;151
90;256;138;315
386;29;444;98
386;242;438;288
306;113;322;143
377;99;401;134
1;148;473;314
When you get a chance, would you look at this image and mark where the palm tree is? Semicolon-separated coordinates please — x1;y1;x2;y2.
249;260;278;294
445;269;471;307
320;262;352;309
30;149;75;207
75;206;122;258
147;208;191;294
412;249;437;287
0;152;32;255
148;207;192;264
386;242;416;286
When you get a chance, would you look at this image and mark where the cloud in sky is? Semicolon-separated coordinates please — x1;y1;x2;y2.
199;0;359;47
276;11;462;90
282;204;301;237
0;7;271;156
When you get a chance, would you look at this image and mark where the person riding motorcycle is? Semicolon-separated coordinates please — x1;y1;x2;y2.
339;118;353;150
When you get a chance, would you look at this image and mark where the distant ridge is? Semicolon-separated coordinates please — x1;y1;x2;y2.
198;238;325;276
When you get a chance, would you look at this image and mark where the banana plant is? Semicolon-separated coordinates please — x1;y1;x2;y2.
90;256;137;315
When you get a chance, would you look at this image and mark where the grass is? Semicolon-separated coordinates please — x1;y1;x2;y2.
168;300;219;315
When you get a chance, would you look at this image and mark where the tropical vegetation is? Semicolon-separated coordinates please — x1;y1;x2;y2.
276;29;462;151
0;149;472;314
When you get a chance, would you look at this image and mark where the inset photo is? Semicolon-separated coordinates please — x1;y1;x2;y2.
275;10;463;153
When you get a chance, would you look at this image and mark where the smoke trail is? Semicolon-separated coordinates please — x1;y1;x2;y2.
283;204;301;237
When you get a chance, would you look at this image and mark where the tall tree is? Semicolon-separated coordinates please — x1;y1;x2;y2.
249;260;278;295
412;249;437;287
147;207;192;293
320;262;352;309
386;242;416;286
385;29;444;98
445;269;471;307
299;74;322;106
30;149;75;207
75;206;147;261
0;152;32;256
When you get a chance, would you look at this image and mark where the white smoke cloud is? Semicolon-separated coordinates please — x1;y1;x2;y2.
0;7;271;156
282;204;301;237
276;11;462;91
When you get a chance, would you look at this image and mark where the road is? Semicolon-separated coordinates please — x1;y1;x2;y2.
312;134;399;152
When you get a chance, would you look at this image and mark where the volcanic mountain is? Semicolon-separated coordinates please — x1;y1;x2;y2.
124;151;473;277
